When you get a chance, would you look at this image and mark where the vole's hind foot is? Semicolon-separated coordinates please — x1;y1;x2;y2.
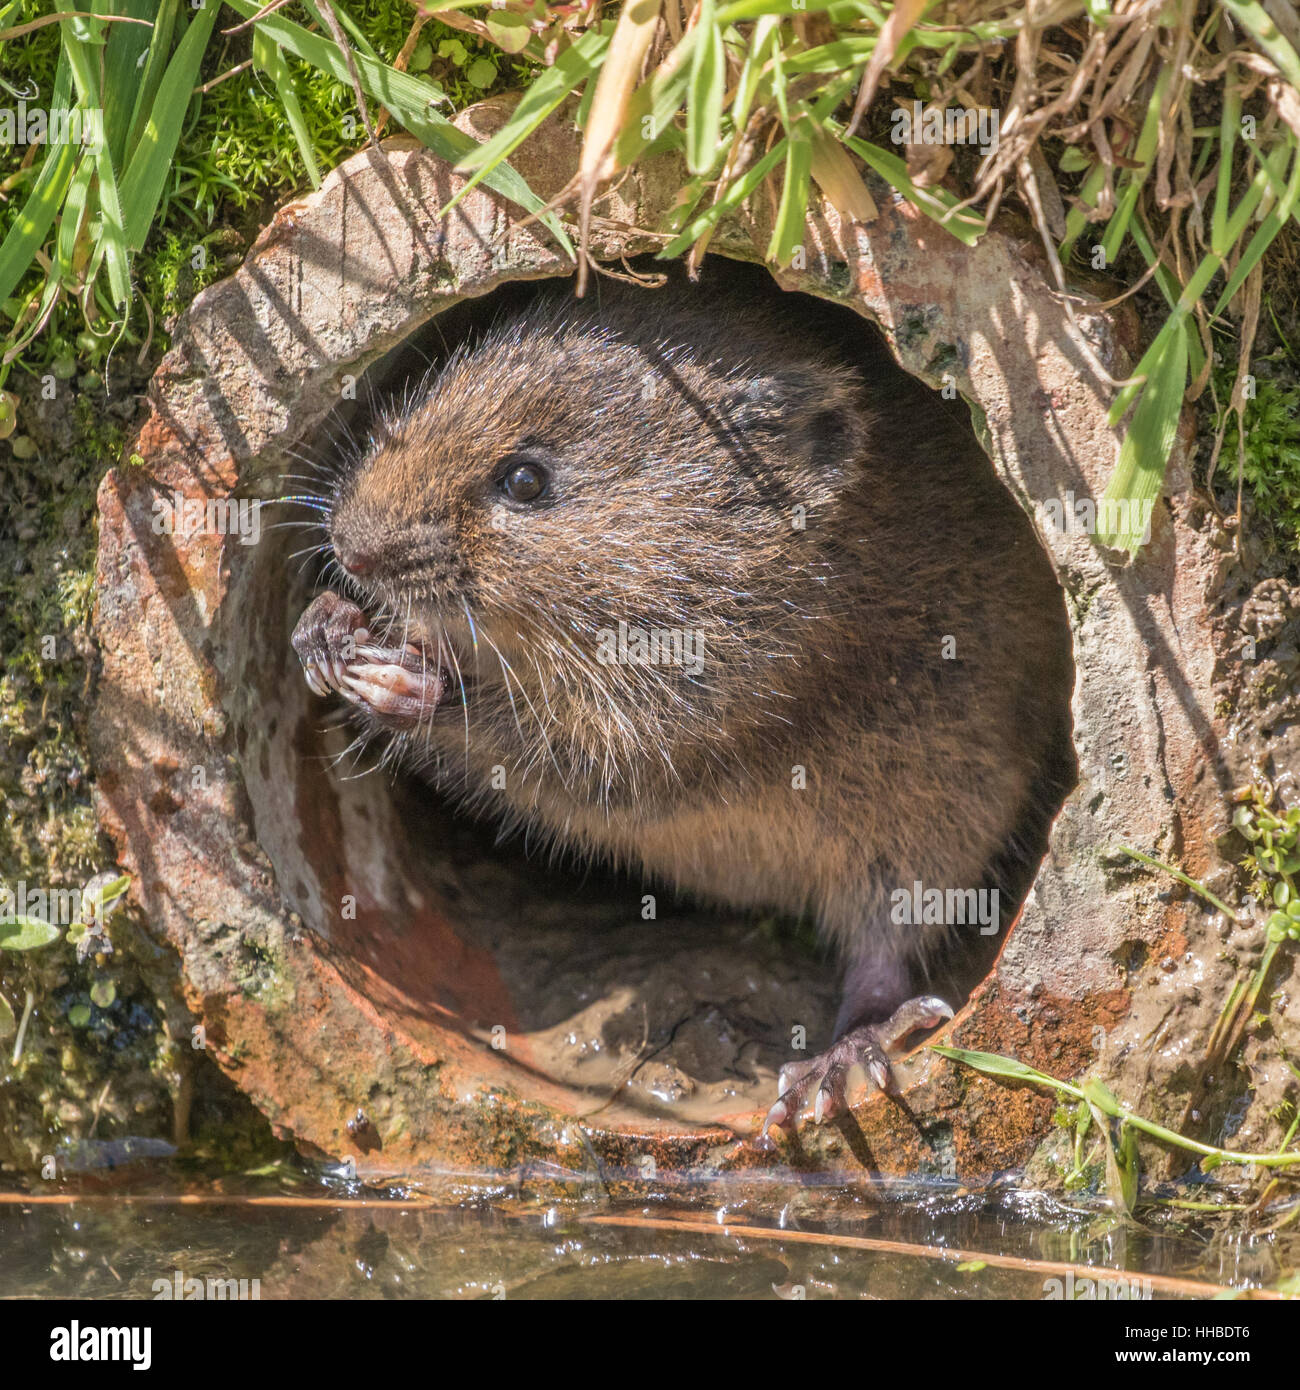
292;590;445;728
759;995;953;1142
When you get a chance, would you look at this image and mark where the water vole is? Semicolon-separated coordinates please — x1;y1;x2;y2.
291;273;1072;1137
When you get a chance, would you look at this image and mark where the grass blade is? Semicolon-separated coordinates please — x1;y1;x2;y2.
455;26;610;179
1213;138;1300;314
767;113;812;267
55;153;95;281
223;0;577;256
123;0;179;168
1096;318;1188;554
118;0;219;251
254;29;323;189
929;1045;1080;1094
1223;0;1300;92
613;26;700;168
658;138;786;257
100;0;157;171
841;130;986;244
0;137;78;308
58;13;132;308
1100;62;1170;266
686;0;724;175
729;12;779;138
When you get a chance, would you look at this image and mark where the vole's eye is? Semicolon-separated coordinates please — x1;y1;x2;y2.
499;458;550;504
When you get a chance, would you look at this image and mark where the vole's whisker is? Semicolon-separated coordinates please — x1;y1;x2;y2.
438;603;473;776
263;519;329;536
326;729;376;779
481;629;569;795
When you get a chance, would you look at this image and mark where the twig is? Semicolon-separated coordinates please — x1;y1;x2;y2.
580;1209;1288;1299
317;0;377;146
375;11;430;139
0;11;154;41
11;989;34;1066
197;59;253;96
222;0;296;38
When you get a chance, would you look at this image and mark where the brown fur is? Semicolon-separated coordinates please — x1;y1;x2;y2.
323;274;1071;997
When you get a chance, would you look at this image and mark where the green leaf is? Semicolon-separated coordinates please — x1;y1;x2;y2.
1222;1;1300;96
658;140;787;258
118;0;220;252
55;155;95;285
69;1003;92;1028
1212;138;1300;315
840;132;987;245
768;115;813;268
100;0;157;172
56;15;131;308
83;873;130;914
0;915;61;950
123;0;180;169
1082;1077;1123;1118
455;26;609;176
1058;146;1092;173
730;12;780;139
300;0;378;62
1096;318;1188;554
0;122;79;308
1100;63;1170;266
465;57;497;89
90;979;116;1009
485;12;532;55
253;30;323;189
930;1045;1073;1092
686;0;725;175
92;138;132;310
613;25;701;170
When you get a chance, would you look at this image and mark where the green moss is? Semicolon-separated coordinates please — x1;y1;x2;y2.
1212;351;1300;548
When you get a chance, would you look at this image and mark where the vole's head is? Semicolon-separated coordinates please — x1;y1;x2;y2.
324;286;869;797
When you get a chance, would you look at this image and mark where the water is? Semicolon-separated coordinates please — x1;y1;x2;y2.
3;1163;1295;1299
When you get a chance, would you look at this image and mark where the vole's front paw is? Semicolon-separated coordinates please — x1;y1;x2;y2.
760;995;953;1141
292;590;445;729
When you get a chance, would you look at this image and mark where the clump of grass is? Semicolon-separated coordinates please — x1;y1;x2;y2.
3;2;1300;560
0;0;552;400
443;0;1300;557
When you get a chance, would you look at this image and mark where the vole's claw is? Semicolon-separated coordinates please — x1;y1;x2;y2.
292;591;444;729
341;653;445;725
292;590;370;698
760;994;954;1141
877;995;954;1047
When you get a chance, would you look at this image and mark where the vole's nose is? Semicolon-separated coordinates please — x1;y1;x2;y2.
335;539;376;577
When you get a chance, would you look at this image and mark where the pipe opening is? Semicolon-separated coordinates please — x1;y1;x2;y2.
225;257;1075;1130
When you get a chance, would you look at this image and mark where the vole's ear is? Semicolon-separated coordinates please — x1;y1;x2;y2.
723;365;866;472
